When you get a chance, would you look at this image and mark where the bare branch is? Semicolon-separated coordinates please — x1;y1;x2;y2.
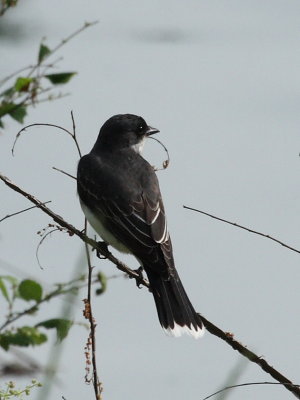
202;381;300;400
70;111;82;158
49;21;99;61
0;201;51;223
52;167;76;180
199;316;300;398
12;123;74;156
12;112;82;159
183;205;300;255
26;21;99;79
1;173;299;399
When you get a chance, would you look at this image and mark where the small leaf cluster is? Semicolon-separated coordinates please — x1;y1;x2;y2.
0;379;42;399
0;276;73;350
0;39;76;129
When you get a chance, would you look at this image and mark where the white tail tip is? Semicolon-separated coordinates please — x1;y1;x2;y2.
163;323;205;339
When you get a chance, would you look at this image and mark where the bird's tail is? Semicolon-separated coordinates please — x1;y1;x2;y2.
146;268;205;339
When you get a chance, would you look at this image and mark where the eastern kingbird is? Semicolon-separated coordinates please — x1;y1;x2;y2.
77;114;204;338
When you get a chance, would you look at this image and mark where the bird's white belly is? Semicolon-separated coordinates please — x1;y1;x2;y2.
80;201;131;254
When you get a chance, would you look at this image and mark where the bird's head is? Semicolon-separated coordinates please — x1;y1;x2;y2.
94;114;159;154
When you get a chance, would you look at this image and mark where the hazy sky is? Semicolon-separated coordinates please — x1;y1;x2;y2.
1;1;299;400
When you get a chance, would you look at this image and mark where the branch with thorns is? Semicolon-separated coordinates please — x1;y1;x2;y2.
83;219;103;400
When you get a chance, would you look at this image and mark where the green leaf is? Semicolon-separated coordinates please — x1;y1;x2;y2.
0;119;3;128
38;43;51;63
0;326;47;351
9;106;27;123
0;278;9;302
0;102;27;123
36;319;73;341
0;275;19;302
44;72;77;85
18;280;42;302
95;272;107;295
1;275;18;286
0;102;16;118
14;77;33;92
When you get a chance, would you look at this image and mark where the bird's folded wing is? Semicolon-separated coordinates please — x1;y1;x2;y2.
79;179;173;268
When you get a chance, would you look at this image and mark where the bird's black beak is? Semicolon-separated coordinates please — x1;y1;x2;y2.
146;126;160;136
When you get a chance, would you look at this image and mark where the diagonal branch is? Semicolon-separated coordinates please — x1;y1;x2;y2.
183;205;300;255
1;173;299;399
0;173;147;286
200;316;300;398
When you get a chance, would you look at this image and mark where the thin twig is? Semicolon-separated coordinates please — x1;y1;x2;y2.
70;111;81;158
49;22;99;61
0;61;61;87
148;136;170;171
52;167;76;180
0;201;51;223
36;227;61;269
12;112;82;159
27;21;98;79
12;123;74;156
84;219;103;399
23;92;70;106
202;381;300;400
39;57;63;78
183;205;300;255
1;173;299;399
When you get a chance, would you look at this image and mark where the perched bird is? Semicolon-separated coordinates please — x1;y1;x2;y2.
77;114;204;338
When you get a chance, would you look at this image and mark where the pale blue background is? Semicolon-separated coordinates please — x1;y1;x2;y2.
1;1;299;399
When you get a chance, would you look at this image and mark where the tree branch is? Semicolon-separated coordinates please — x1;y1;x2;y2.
200;316;300;398
1;173;299;399
183;205;300;255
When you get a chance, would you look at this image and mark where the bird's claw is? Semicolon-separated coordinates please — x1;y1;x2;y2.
133;266;144;288
95;241;110;259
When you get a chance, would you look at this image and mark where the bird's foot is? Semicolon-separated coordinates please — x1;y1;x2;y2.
95;241;110;259
132;266;144;288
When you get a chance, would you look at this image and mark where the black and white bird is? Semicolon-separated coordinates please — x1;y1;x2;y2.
77;114;204;338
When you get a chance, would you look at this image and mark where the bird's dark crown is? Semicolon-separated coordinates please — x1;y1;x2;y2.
93;114;156;151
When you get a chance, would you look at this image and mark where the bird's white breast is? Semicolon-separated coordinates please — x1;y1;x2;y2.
80;200;131;254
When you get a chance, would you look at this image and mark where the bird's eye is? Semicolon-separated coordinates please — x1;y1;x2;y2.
137;125;144;133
